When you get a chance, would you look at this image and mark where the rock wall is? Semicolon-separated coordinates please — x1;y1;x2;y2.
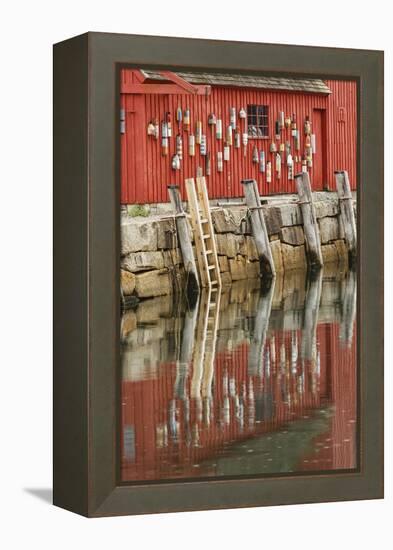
121;195;354;300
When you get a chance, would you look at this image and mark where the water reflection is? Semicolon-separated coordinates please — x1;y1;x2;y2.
120;267;357;482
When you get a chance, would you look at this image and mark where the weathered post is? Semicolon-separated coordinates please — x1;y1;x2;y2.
340;268;357;346
168;185;200;296
295;172;323;270
335;170;357;263
241;179;276;279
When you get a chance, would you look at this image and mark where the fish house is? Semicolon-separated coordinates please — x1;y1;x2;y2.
120;68;357;205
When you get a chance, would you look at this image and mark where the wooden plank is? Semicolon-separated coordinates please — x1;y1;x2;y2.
335;170;357;262
295;172;323;269
168;185;200;295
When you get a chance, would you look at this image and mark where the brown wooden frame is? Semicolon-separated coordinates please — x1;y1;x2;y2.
53;32;384;517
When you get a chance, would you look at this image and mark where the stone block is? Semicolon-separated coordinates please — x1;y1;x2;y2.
281;243;307;271
314;200;339;218
121;269;136;295
263;205;282;234
271;203;302;228
245;236;258;261
221;271;232;287
321;244;339;264
334;239;348;264
211;208;238;233
246;261;260;279
157;218;177;249
229;255;248;281
121;219;158;254
234;234;246;255
215;233;238;258
280;226;305;246
121;310;137;338
318;216;339;244
218;255;229;272
121;251;165;272
270;239;284;272
135;269;172;298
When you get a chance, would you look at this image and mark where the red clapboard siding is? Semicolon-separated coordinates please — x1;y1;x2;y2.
120;70;357;204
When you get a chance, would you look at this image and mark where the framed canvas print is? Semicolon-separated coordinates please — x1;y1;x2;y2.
53;32;383;517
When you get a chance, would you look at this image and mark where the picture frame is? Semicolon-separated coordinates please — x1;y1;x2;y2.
53;32;383;517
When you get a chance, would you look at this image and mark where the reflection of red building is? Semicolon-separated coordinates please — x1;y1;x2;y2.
121;322;357;482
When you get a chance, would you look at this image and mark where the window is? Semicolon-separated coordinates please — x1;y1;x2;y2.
247;105;269;138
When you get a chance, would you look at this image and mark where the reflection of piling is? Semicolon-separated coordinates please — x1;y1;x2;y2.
335;171;357;264
241;179;276;279
295;172;323;270
248;278;276;376
168;185;200;297
174;298;199;399
339;269;357;346
301;268;323;360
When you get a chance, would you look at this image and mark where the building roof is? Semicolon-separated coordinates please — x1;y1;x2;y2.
140;69;331;95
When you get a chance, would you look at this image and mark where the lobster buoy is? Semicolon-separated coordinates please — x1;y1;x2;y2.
161;137;169;156
266;161;272;183
205;152;211;176
224;146;230;161
176;107;182;126
285;116;291;129
200;134;207;156
188;134;195;156
294;130;300;151
279;142;285;152
302;157;307;173
291;113;296;130
252;145;258;163
242;133;248;157
275;120;280;139
217;151;223;172
259;150;265;173
311;134;316;154
216;119;222;140
196;121;202;144
208;113;217;126
176;134;183;160
305;134;311;148
147;121;156;136
287;154;294;180
304;116;311;135
270;141;277;153
183;108;190;129
230;107;236;129
239;108;247;119
166;112;172;137
226;125;233;146
171;154;181;170
276;153;281;179
279;111;285;130
235;131;241;148
161;121;168;138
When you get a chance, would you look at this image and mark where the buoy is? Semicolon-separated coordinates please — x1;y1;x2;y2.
259;150;265;173
235;132;241;148
285;116;291;128
306;146;313;161
287;154;293;180
208;113;217;126
295;130;300;151
216;119;222;140
183;108;190;129
230;107;236;129
270;141;277;153
279;111;285;129
285;141;291;159
176;134;183;160
217;151;223;172
302;156;307;173
171;154;180;170
276;153;281;179
305;134;311;148
176;107;182;125
166;112;172;137
147;121;156;136
224;146;230;161
291;113;297;130
200;134;207;156
266;161;272;183
304;116;311;135
252;145;258;163
226;125;233;146
279;143;285;152
196;121;202;144
161;137;169;156
287;152;293;167
161;121;168;138
311;134;316;154
189;134;195;156
275;120;280;139
242;133;248;157
205;152;211;176
239;108;247;119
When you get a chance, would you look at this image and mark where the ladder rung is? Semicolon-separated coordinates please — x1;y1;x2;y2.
209;303;217;308
208;265;216;270
200;218;208;223
211;280;218;285
206;249;213;255
203;234;211;239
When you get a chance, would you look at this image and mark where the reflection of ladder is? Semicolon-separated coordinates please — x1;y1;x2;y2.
185;177;221;290
190;287;221;425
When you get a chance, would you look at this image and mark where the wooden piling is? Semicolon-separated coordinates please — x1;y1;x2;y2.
335;170;357;262
168;185;200;296
241;179;276;279
301;268;322;360
295;172;323;269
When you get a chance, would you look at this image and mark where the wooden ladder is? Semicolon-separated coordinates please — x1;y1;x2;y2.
185;177;222;290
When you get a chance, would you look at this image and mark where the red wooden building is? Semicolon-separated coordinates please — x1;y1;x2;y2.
120;69;357;204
